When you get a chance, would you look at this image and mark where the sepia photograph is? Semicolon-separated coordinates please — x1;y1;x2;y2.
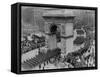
20;5;96;71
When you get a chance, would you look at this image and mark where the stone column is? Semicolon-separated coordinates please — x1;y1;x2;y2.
48;35;57;50
65;23;74;54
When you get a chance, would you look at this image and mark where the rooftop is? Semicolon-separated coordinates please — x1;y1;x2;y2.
43;9;75;18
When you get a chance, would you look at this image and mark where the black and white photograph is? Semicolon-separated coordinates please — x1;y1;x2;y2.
21;5;97;71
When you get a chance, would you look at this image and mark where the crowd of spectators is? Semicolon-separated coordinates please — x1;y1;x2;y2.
21;34;45;54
